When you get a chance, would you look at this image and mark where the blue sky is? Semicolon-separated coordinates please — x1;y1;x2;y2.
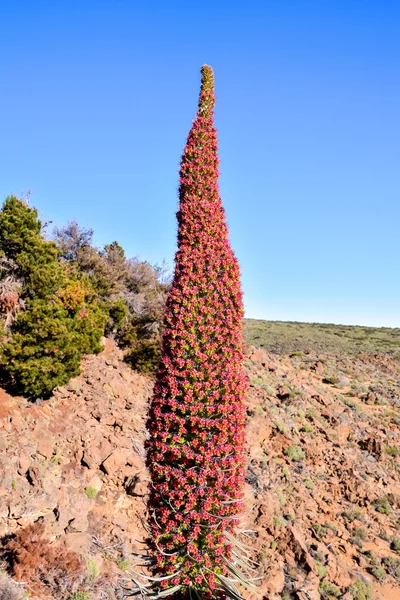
1;1;399;327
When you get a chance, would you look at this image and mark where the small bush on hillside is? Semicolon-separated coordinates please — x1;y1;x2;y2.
0;197;106;397
116;559;130;571
350;526;367;547
69;593;91;600
373;496;393;514
319;579;341;597
385;445;399;458
84;486;97;499
1;523;86;599
382;556;400;579
0;196;169;397
1;299;82;397
123;333;161;374
284;445;305;461
342;506;363;522
300;422;313;433
315;561;327;578
312;523;328;540
347;580;373;600
323;374;340;385
273;419;287;434
54;221;169;373
391;535;400;552
368;564;386;582
86;558;98;581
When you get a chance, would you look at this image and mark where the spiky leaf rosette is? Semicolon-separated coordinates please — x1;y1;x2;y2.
145;66;249;598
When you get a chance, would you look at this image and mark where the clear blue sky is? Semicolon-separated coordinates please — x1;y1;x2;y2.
1;1;399;327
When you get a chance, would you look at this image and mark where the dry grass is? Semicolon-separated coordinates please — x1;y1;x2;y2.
2;523;86;599
244;319;400;358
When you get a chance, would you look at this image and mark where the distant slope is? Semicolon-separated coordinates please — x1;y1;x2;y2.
244;319;400;357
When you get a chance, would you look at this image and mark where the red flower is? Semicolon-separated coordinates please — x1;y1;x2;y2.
146;65;247;594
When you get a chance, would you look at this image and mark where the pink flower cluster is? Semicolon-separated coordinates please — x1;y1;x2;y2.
146;65;247;597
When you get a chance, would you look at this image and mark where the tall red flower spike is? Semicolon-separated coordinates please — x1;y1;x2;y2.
145;66;249;599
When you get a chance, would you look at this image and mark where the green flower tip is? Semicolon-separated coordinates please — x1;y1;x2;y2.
198;64;215;117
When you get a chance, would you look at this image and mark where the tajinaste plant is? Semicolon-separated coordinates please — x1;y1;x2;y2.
132;65;255;600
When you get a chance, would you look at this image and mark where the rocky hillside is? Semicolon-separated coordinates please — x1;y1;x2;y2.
0;338;400;600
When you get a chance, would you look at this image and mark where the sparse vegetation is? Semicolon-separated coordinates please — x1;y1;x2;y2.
284;445;305;461
273;515;287;527
368;562;386;581
373;495;393;514
300;422;313;433
245;319;400;358
86;558;98;581
84;486;97;500
391;535;400;553
385;444;399;458
347;580;373;600
382;556;400;579
343;506;363;522
1;523;86;599
312;523;328;540
323;374;340;385
69;594;91;600
315;560;327;578
116;559;130;570
319;579;341;598
273;419;287;434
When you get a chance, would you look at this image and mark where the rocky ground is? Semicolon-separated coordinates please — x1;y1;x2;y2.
0;339;399;599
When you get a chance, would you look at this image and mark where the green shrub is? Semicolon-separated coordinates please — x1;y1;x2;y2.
273;419;287;434
350;526;367;547
312;523;328;539
373;496;392;514
116;558;130;570
274;487;285;506
323;375;340;385
385;445;399;458
391;535;400;552
273;516;287;527
284;445;305;461
315;560;327;578
342;506;363;522
368;563;386;581
300;422;313;433
87;558;98;580
69;593;91;600
382;556;400;579
1;299;82;397
104;296;128;331
84;486;97;499
0;197;105;398
347;580;373;600
54;222;169;375
305;478;315;490
124;337;161;374
343;397;357;409
319;579;341;597
0;196;65;298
